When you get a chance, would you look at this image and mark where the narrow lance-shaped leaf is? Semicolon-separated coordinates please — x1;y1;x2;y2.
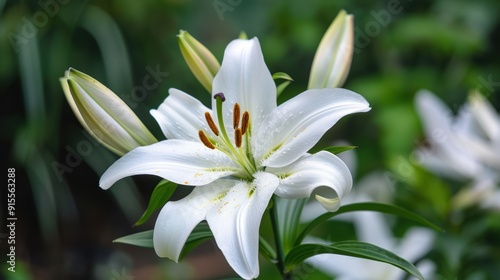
284;241;424;280
272;72;294;97
295;202;442;246
179;223;213;260
135;180;178;226
113;223;212;252
323;145;358;155
113;230;154;248
275;197;308;254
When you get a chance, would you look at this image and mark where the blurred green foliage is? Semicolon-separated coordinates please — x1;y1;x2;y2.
2;0;500;279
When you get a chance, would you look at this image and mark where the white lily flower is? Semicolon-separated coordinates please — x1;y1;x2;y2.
414;90;500;210
100;37;370;279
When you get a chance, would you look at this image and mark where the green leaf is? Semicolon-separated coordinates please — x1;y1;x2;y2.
113;230;153;248
272;72;294;81
179;223;277;262
296;202;442;246
112;223;275;263
284;241;424;280
259;236;277;261
323;145;358;154
276;197;308;254
179;223;213;260
276;81;291;97
273;72;294;97
135;180;178;226
112;224;213;257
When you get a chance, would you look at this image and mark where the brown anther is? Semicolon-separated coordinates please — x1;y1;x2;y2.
235;128;242;148
204;112;219;136
233;103;241;129
241;111;250;135
198;130;215;149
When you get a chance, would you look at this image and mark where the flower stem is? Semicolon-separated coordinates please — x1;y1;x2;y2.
270;196;292;279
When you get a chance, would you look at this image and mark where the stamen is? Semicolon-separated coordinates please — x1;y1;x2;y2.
198;130;215;149
233;103;241;129
241;111;250;135
204;112;219;136
235;128;242;148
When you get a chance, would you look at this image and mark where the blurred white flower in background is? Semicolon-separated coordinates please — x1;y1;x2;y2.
305;196;435;280
414;90;500;210
301;144;435;279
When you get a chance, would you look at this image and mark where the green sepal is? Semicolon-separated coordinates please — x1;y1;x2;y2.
323;145;358;154
134;180;178;226
296;202;442;246
284;241;423;280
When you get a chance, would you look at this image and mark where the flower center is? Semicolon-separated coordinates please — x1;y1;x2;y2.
198;93;257;180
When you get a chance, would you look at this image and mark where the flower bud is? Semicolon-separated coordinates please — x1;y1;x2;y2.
60;68;157;155
308;10;354;89
177;30;220;92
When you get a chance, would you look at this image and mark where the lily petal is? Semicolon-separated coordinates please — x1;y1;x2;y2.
255;88;370;167
212;38;276;135
150;88;214;141
206;172;279;279
154;179;234;261
99;140;239;189
268;151;352;212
